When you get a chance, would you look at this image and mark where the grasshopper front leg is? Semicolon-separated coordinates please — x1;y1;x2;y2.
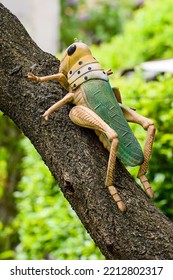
69;105;126;212
28;72;73;119
28;72;69;89
43;92;74;120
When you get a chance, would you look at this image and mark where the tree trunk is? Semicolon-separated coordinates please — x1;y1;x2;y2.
1;3;173;260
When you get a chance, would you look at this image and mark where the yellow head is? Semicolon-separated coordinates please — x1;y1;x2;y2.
59;39;94;76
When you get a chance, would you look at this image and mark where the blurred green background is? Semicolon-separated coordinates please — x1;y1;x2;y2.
0;0;173;260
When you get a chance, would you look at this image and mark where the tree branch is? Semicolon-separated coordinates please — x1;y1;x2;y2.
1;3;173;259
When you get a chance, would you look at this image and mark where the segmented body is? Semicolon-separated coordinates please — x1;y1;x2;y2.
67;58;144;167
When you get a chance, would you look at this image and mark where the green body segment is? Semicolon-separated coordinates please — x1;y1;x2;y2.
81;79;144;167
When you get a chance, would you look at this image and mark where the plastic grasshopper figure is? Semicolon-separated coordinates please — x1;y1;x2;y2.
28;39;155;212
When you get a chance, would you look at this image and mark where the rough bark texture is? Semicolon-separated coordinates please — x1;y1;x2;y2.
1;4;173;260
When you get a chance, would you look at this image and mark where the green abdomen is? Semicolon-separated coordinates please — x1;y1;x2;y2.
82;79;144;167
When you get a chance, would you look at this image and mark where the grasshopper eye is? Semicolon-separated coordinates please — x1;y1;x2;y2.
67;44;76;56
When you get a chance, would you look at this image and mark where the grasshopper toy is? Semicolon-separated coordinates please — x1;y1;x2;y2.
28;39;155;212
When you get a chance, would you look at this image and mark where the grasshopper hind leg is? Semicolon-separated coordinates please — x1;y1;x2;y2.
69;105;126;212
105;136;126;212
120;103;156;198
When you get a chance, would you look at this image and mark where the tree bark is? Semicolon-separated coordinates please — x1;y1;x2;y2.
1;3;173;260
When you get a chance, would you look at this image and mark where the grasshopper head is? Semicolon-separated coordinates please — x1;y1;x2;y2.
59;39;93;76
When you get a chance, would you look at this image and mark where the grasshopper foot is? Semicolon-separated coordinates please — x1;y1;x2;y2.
108;186;126;213
28;72;39;81
42;110;51;121
139;175;154;198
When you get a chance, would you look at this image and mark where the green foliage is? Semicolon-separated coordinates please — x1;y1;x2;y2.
60;0;136;49
0;114;23;259
92;0;173;70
